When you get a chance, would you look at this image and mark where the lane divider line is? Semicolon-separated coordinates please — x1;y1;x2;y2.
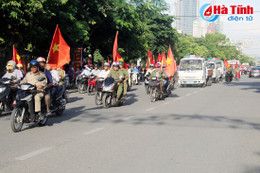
84;127;105;136
15;147;53;161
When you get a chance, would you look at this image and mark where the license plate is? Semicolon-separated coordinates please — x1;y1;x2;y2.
186;81;194;84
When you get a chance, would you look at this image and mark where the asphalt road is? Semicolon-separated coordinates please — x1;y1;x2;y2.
0;76;260;173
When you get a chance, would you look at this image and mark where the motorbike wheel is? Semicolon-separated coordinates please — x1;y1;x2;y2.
0;102;3;116
145;85;149;94
150;89;156;102
78;84;85;94
87;85;93;96
38;116;48;126
103;93;111;109
10;108;24;132
95;92;102;106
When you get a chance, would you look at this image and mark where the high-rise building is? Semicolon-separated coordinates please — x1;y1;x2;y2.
175;0;199;35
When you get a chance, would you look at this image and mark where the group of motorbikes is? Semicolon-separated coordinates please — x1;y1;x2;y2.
0;75;69;132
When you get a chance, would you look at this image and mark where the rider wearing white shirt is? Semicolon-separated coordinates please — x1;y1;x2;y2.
92;64;100;77
98;63;110;78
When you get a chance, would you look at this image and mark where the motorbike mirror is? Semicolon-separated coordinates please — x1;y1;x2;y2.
38;77;46;81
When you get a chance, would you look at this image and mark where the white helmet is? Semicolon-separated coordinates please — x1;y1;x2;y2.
37;57;46;63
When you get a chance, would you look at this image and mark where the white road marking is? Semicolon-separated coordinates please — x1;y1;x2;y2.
145;107;155;112
163;102;171;105
123;115;135;120
185;93;192;97
84;128;105;135
15;147;53;161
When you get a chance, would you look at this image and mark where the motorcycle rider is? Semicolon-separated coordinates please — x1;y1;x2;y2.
145;64;154;77
98;62;110;79
235;66;241;79
149;63;164;94
57;67;65;86
46;64;60;103
92;64;100;77
107;62;124;101
2;60;21;82
20;60;47;120
81;65;92;76
37;57;53;115
119;61;128;97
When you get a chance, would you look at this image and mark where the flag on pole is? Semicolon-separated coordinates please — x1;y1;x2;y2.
113;31;119;62
112;31;127;68
21;56;27;74
145;58;148;70
224;58;229;68
157;53;162;63
165;45;177;77
107;57;110;65
12;45;22;66
47;24;70;69
148;50;153;65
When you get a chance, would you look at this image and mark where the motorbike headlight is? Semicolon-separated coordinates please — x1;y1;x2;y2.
0;87;6;93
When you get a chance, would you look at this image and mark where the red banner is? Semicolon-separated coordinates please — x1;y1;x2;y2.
73;48;82;72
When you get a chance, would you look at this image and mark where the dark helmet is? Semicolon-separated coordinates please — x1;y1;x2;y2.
94;64;98;67
30;60;40;67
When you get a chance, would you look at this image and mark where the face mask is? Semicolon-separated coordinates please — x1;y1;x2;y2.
8;65;13;70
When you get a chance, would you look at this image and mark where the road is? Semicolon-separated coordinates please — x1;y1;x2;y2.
0;76;260;173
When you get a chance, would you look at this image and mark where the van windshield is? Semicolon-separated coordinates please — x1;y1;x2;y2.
207;63;215;69
180;59;203;71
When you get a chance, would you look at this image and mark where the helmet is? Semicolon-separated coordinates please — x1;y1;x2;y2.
6;60;16;70
162;64;166;68
94;64;98;67
104;62;109;67
119;61;124;66
37;57;46;63
113;62;119;67
154;63;160;68
150;64;154;67
30;60;40;67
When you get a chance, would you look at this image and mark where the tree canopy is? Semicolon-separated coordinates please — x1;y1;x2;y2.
0;0;253;69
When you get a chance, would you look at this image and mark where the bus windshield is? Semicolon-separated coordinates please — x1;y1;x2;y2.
180;59;203;71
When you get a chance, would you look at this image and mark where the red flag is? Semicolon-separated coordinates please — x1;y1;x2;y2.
107;57;110;65
12;45;22;65
145;58;148;70
161;51;167;66
47;25;70;69
117;52;128;69
224;58;229;68
165;45;177;77
88;59;92;66
152;55;155;65
157;53;162;63
21;56;27;74
148;50;153;65
235;61;238;68
113;31;119;62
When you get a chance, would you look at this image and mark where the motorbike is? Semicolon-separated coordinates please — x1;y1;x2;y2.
77;75;88;94
149;77;162;102
0;77;17;116
225;71;233;84
144;77;150;94
95;77;104;106
10;77;48;132
102;77;125;109
132;71;140;85
51;84;68;116
87;75;97;95
162;78;172;97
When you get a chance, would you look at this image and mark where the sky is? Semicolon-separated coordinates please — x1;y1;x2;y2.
166;0;260;58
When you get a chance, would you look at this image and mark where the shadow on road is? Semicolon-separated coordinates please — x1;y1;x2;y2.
68;96;84;103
